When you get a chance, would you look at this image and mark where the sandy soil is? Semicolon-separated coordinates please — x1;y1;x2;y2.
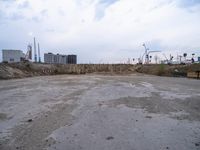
0;74;200;150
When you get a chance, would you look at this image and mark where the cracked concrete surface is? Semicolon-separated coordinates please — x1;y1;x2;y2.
0;74;200;150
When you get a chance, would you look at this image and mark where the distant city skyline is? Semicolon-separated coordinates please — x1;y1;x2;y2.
0;0;200;63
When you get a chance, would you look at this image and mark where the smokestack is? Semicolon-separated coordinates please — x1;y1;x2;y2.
38;43;41;63
34;37;37;62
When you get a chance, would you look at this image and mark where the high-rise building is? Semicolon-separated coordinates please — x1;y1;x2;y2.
44;53;77;64
44;53;54;64
67;55;77;64
44;53;68;64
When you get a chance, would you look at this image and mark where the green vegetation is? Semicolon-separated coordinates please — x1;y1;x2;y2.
157;64;165;76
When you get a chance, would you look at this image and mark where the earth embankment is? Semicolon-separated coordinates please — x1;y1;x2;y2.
0;63;136;79
0;62;199;79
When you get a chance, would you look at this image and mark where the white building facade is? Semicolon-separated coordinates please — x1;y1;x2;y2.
2;49;25;63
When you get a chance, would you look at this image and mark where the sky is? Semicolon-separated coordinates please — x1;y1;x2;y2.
0;0;200;63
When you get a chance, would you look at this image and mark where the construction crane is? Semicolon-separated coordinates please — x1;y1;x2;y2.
142;43;161;64
142;43;149;64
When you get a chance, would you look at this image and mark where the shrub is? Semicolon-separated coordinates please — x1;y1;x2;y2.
157;64;165;76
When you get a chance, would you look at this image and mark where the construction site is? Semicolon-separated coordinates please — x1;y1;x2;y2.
0;36;200;150
0;70;200;150
0;42;200;150
1;0;200;148
1;29;200;150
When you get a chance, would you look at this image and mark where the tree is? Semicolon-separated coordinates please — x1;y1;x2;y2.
192;53;195;58
183;53;187;61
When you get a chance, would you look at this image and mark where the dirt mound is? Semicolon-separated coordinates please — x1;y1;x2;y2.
1;62;199;80
0;64;27;79
0;62;136;79
136;64;200;77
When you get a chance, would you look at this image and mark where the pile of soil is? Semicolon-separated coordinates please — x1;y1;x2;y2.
0;62;136;79
136;64;200;77
1;62;199;79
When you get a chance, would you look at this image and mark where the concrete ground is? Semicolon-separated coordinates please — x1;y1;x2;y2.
0;74;200;150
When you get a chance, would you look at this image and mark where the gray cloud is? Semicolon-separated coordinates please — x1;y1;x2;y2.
58;9;65;16
18;0;30;9
11;13;25;21
29;10;48;23
95;0;119;20
46;28;55;33
99;0;119;5
0;10;7;24
40;9;48;16
0;11;24;25
178;0;200;7
31;16;41;23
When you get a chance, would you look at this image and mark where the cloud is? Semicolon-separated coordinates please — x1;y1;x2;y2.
10;13;25;20
40;9;48;16
18;0;30;9
95;0;119;20
0;0;200;63
177;0;200;7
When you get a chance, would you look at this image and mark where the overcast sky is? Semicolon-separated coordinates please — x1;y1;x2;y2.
0;0;200;63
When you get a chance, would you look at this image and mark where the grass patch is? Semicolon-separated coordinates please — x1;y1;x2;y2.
157;64;165;76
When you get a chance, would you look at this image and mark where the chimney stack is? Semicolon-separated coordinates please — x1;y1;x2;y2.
34;37;37;62
38;43;41;63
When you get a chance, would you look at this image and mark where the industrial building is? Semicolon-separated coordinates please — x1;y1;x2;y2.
44;53;77;64
2;49;25;63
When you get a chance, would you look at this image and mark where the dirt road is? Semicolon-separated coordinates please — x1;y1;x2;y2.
0;74;200;150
